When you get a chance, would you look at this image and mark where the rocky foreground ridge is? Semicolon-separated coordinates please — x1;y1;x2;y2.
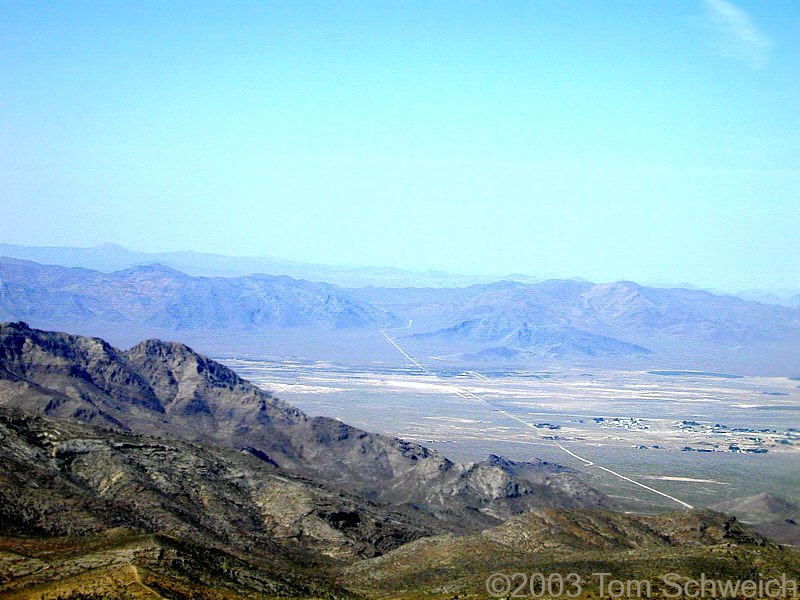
0;321;610;525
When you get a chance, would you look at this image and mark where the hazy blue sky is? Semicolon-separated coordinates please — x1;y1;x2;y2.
1;1;799;289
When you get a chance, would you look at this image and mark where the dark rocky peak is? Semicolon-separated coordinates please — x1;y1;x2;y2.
482;454;569;475
0;321;119;366
0;320;33;337
748;492;798;512
125;337;196;358
124;337;255;397
0;322;163;413
485;453;515;468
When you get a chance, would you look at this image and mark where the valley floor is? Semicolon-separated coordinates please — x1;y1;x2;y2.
220;357;800;512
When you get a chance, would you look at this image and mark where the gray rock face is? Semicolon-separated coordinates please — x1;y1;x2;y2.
0;407;435;560
0;257;396;330
0;322;612;527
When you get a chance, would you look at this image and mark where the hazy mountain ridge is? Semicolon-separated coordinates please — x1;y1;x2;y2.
383;279;800;343
0;322;613;527
0;257;397;331
735;289;800;307
3;243;798;303
4;255;799;368
0;242;513;288
355;279;800;367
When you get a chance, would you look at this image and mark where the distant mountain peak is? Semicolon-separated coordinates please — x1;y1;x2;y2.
115;262;190;276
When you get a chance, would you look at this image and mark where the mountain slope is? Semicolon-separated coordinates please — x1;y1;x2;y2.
0;322;612;527
385;279;800;344
3;409;794;600
413;319;651;357
0;532;352;600
0;257;396;331
341;508;796;598
0;407;438;561
714;493;800;545
353;279;800;368
1;325;797;599
0;408;390;598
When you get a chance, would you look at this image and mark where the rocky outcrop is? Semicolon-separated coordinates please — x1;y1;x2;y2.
0;407;435;560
